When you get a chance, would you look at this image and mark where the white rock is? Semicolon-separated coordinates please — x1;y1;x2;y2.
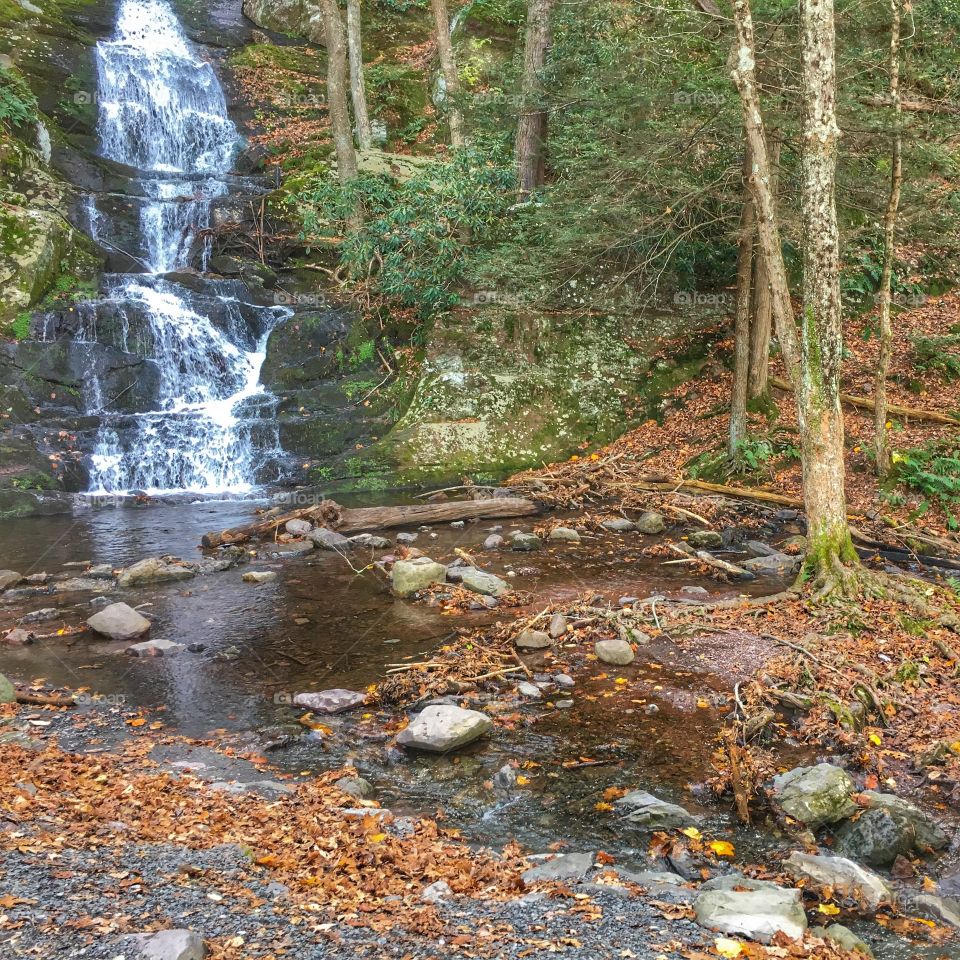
130;928;205;960
242;571;278;584
126;638;186;658
87;602;151;642
694;886;807;943
396;704;492;753
782;852;891;912
294;689;366;714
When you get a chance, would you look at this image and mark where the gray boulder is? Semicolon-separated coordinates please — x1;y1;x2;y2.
396;704;492;753
285;519;313;536
294;689;366;714
396;532;418;544
905;893;960;929
483;534;504;550
0;570;22;591
335;775;374;799
595;638;635;666
117;557;196;588
511;532;541;552
688;530;723;549
812;925;873;957
0;673;14;704
857;791;948;851
347;534;391;549
242;571;277;584
834;809;916;867
782;852;891;911
523;852;595;885
459;567;510;598
549;527;581;542
602;517;636;533
743;553;801;577
636;511;666;534
126;638;186;658
694;886;807;943
87;603;151;642
391;557;447;597
615;790;698;830
309;528;351;550
130;929;205;960
515;629;551;650
770;763;857;828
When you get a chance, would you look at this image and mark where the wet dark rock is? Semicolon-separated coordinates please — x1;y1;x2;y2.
833;793;947;866
523;852;595;885
294;689;366;714
811;924;874;957
770;763;857;828
493;764;517;788
782;852;891;911
615;790;698;830
335;775;374;799
87;602;151;642
510;532;541;552
939;870;960;898
745;540;780;558
903;893;960;929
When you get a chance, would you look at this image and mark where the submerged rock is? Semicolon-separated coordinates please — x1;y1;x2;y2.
126;638;186;658
595;638;635;666
395;704;492;753
294;689;366;715
117;557;196;588
688;530;723;549
87;603;151;642
335;775;374;799
615;790;698;830
129;928;205;960
770;763;857;828
242;571;277;584
391;557;447;597
694;886;807;943
782;852;891;911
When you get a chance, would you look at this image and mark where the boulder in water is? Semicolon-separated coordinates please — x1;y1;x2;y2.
549;526;581;542
782;852;891;911
391;557;447;597
0;571;22;591
770;763;857;828
614;790;698;830
459;567;510;597
87;603;151;642
117;557;196;588
694;886;807;943
595;638;635;665
515;629;551;650
396;704;492;753
294;689;366;714
636;511;666;534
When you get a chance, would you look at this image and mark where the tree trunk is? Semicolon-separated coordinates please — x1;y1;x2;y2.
516;0;554;197
797;0;859;582
748;134;780;401
730;143;755;456
730;0;859;591
430;0;466;147
874;0;903;479
320;0;358;184
346;0;373;150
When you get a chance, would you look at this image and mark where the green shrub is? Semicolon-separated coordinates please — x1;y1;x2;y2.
0;66;38;131
892;439;960;528
910;330;960;380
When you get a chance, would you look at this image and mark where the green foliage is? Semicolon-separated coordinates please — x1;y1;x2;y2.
290;145;516;317
687;430;801;483
0;65;38;132
910;329;960;380
839;234;925;311
373;0;426;12
10;311;30;340
891;439;960;529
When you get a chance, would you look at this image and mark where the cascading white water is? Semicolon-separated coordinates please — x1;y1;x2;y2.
85;0;282;495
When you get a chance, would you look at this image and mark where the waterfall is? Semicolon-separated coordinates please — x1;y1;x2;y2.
84;0;283;496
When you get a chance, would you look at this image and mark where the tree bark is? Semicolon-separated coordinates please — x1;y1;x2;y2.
516;0;555;197
320;0;358;184
748;134;780;401
730;0;859;590
874;0;903;479
730;143;755;456
346;0;373;150
430;0;466;147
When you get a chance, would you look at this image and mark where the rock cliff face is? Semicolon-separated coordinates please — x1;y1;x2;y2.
241;0;326;44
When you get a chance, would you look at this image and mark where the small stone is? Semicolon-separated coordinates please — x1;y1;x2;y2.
907;893;960;929
644;703;660;714
294;689;366;714
549;527;581;542
595;638;635;666
242;571;277;584
19;608;59;624
130;928;205;960
0;570;23;591
422;879;453;903
459;567;511;598
515;629;551;650
335;775;374;799
636;511;666;534
395;704;492;753
392;557;447;597
309;528;351;550
285;519;313;536
450;521;465;529
396;532;418;544
87;603;151;642
518;681;541;699
483;534;504;550
523;851;595;885
688;530;723;549
694;886;807;943
511;532;541;552
4;627;35;646
127;638;185;657
615;790;698;830
770;763;857;829
602;517;636;533
261;541;313;559
494;764;517;788
548;614;567;638
812;924;873;957
347;534;391;549
87;564;115;579
554;673;575;688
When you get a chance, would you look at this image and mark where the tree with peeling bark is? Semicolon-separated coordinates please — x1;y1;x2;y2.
873;0;905;480
346;0;373;151
516;0;554;197
730;0;861;595
730;143;755;456
430;0;466;147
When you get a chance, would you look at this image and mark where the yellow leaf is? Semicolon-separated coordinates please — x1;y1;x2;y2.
127;717;147;727
715;936;743;958
681;826;702;840
869;733;882;746
709;840;736;858
594;802;614;812
817;903;840;915
516;775;531;786
615;677;628;685
369;833;387;843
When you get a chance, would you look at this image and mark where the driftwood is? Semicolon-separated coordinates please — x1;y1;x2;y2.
15;690;75;707
769;376;960;425
634;475;804;508
201;497;541;548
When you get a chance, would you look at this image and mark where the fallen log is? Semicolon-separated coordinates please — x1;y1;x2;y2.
769;376;960;425
633;475;804;508
201;497;541;548
15;690;76;707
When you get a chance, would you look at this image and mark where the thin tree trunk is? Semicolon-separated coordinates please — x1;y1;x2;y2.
346;0;373;150
430;0;466;147
321;0;358;183
730;0;858;590
797;0;859;582
730;143;755;456
748;134;781;401
516;0;554;197
874;0;903;479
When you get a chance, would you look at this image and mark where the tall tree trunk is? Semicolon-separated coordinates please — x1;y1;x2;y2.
730;0;859;591
730;143;755;456
430;0;466;147
346;0;373;150
321;0;358;184
874;0;903;479
797;0;858;583
516;0;554;197
748;134;781;401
